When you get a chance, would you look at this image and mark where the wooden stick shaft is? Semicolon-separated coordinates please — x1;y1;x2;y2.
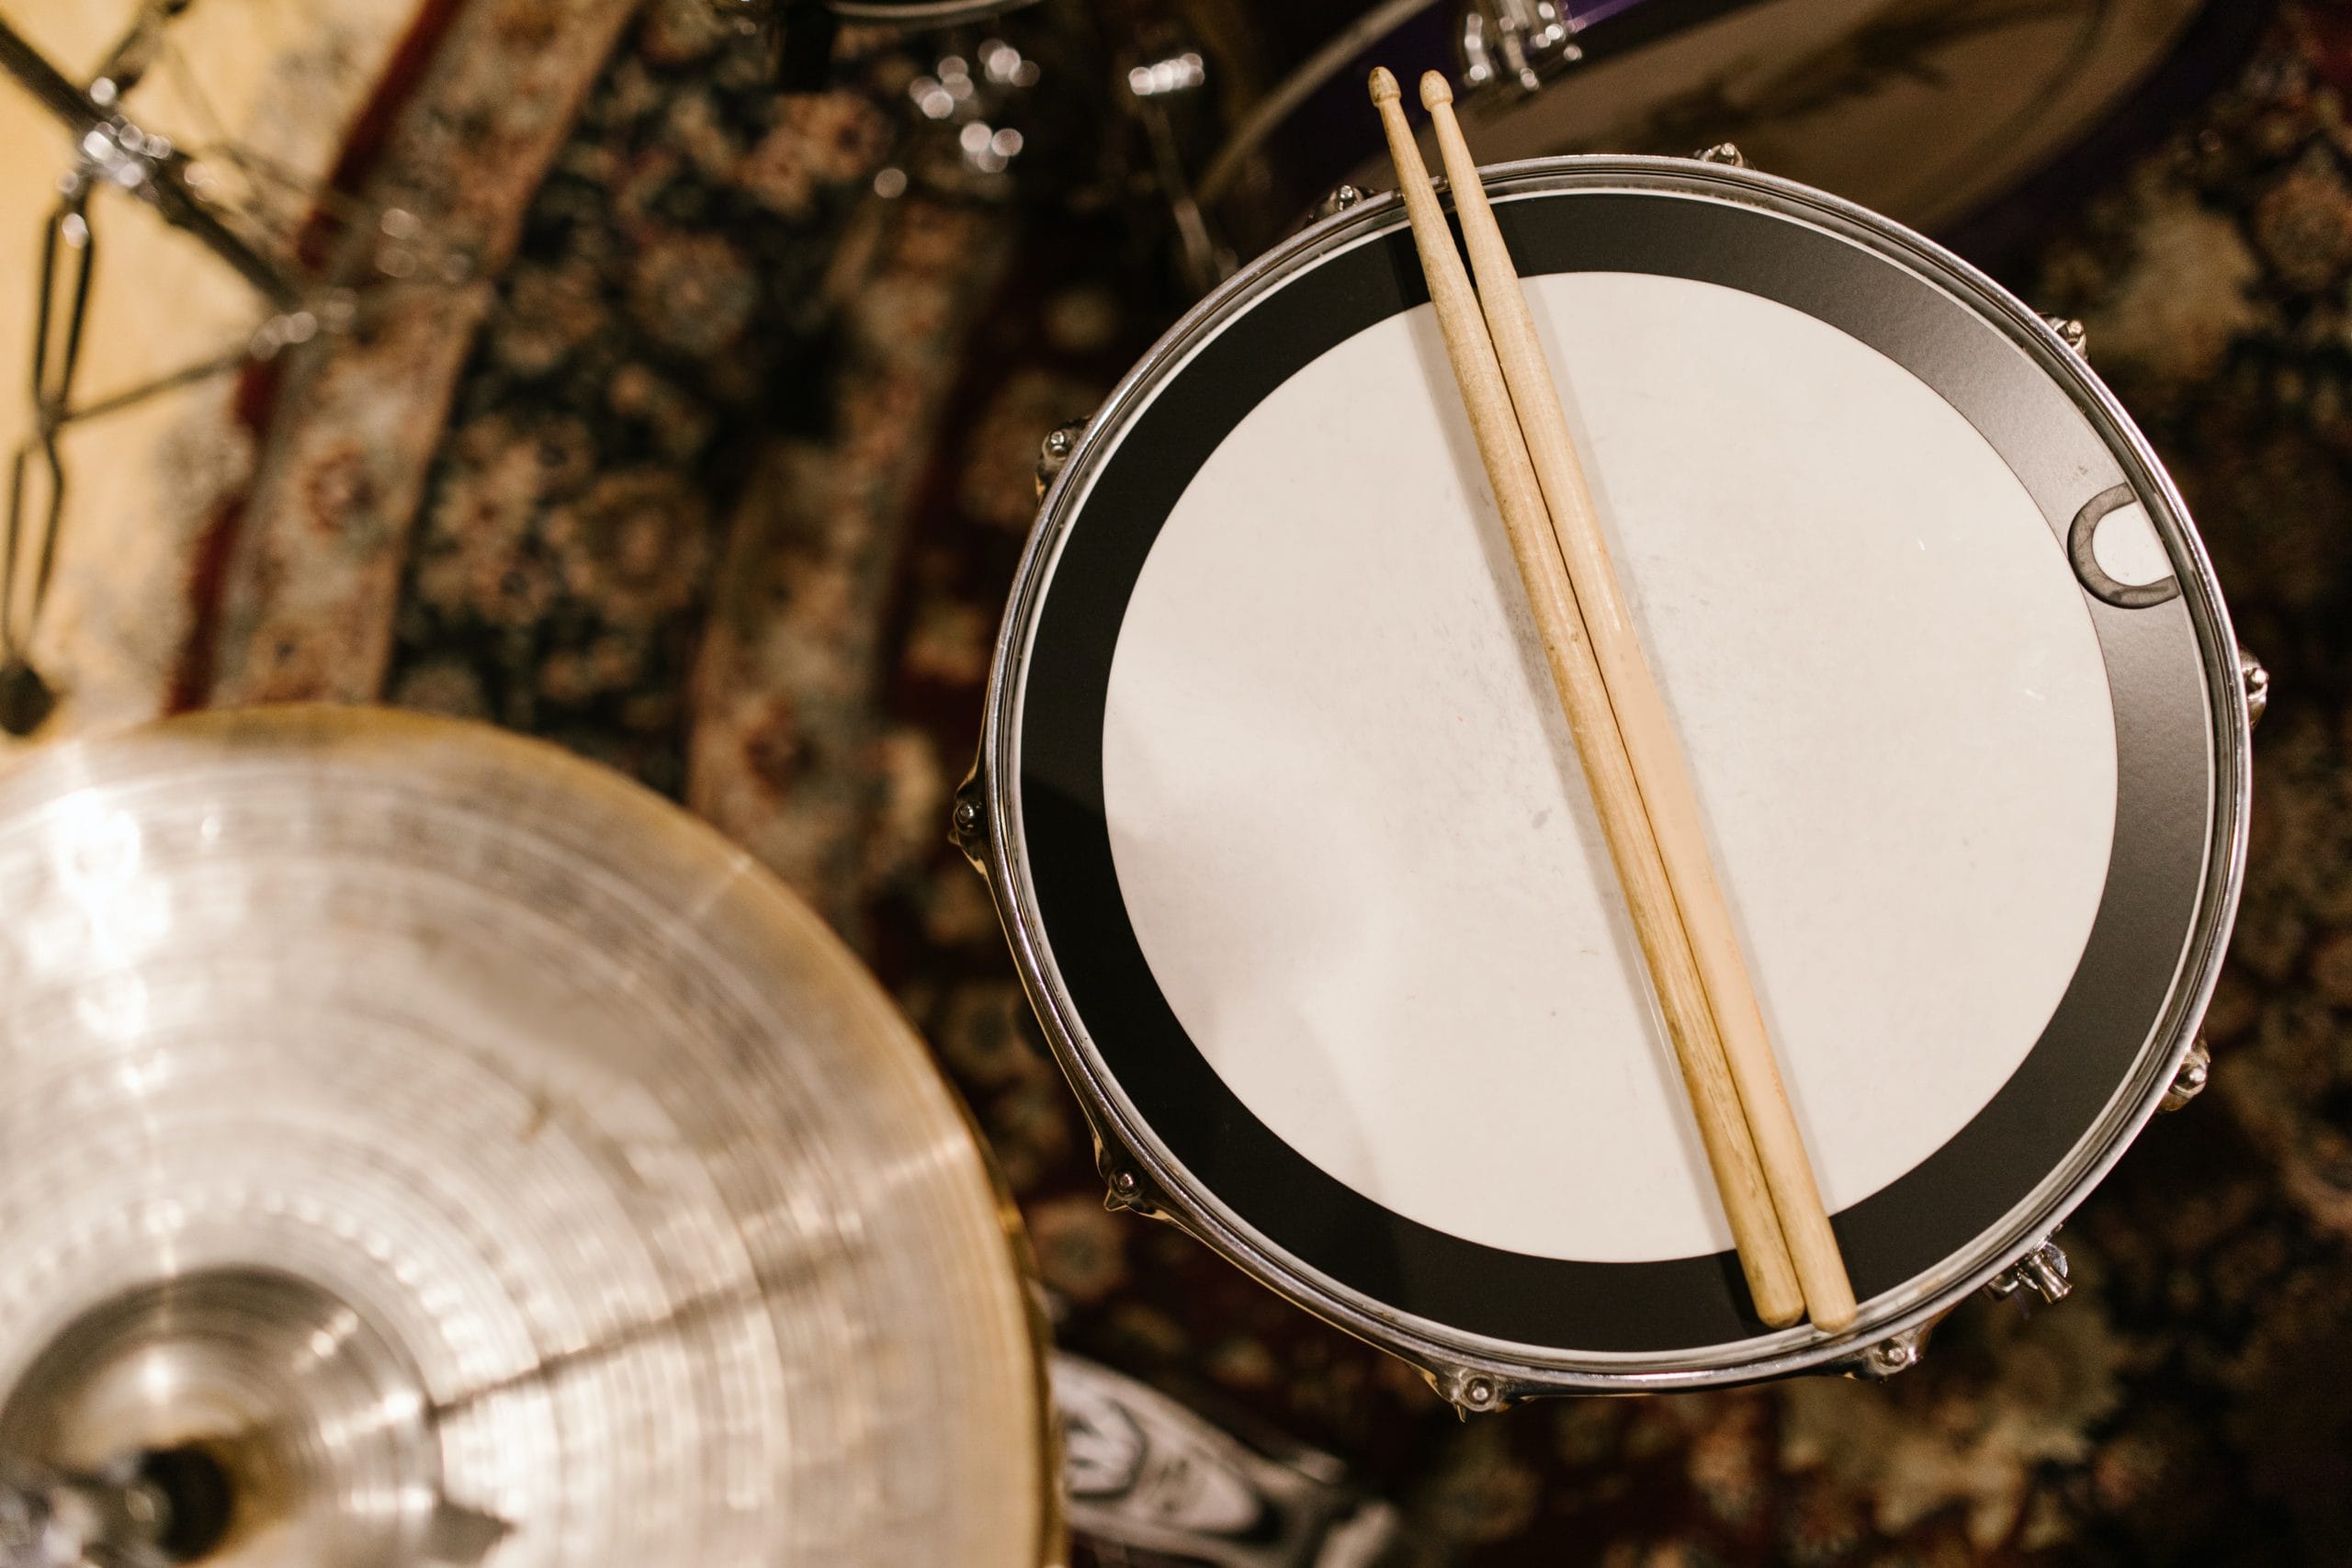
1370;72;1803;1328
1421;79;1855;1333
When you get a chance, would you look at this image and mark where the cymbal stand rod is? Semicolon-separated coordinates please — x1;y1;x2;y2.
0;12;86;126
0;188;92;730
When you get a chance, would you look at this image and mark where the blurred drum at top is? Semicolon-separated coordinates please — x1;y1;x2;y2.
1173;0;2272;269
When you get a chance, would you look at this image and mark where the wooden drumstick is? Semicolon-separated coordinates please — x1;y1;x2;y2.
1368;68;1804;1328
1419;72;1856;1333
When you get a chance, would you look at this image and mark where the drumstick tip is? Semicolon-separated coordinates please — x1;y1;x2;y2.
1368;66;1401;105
1419;71;1453;108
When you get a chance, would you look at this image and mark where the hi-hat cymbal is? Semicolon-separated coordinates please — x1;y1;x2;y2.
0;706;1054;1566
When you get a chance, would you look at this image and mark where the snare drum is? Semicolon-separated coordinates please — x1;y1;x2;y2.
961;155;2258;1396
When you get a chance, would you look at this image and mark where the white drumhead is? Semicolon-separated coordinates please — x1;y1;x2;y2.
1101;270;2116;1263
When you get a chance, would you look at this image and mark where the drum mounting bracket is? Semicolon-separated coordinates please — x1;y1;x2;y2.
1459;0;1580;97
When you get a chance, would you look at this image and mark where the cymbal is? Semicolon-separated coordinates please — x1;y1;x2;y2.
0;706;1054;1566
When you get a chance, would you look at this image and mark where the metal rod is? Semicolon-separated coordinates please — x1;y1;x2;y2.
28;198;91;615
142;160;301;306
0;12;95;128
61;347;245;426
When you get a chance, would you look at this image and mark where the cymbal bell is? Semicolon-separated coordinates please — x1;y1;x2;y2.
0;706;1054;1567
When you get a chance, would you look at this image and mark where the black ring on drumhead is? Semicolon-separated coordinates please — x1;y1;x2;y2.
1014;188;2215;1354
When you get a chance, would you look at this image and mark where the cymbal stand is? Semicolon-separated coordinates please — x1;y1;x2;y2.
0;1456;180;1568
0;5;311;736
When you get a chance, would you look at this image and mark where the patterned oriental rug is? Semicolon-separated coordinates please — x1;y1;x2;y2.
14;1;2352;1562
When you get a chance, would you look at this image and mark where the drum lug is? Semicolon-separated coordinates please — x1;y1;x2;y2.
949;764;989;868
2238;646;2269;730
1057;1058;1185;1229
1094;1139;1170;1222
2043;315;2090;358
1421;1362;1514;1418
1035;418;1089;500
1314;184;1370;221
1837;1318;1934;1382
1056;1077;1188;1230
1691;142;1747;168
2159;1034;2212;1112
1985;1235;2072;1304
1102;1162;1156;1216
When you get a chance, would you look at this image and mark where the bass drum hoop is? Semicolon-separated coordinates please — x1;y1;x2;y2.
825;0;1041;22
978;154;2250;1393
